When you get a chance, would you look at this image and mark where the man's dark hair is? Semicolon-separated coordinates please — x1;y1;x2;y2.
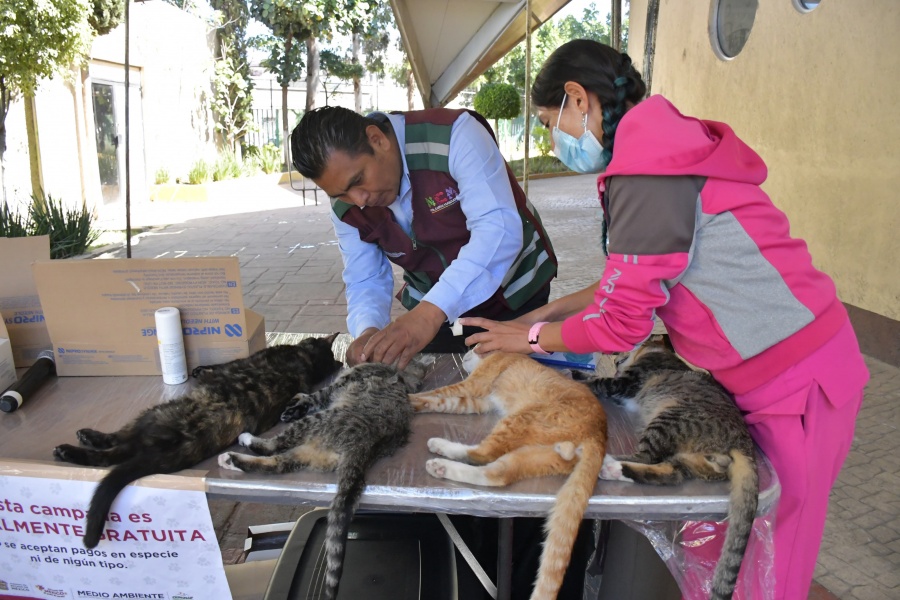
290;106;390;179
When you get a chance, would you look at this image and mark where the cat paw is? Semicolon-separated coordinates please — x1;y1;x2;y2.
280;394;311;422
554;441;577;461
425;458;449;479
461;349;482;373
191;365;214;378
53;445;76;462
408;393;433;412
427;437;450;455
218;453;242;471
237;433;254;447
599;455;633;482
76;429;100;447
569;369;592;381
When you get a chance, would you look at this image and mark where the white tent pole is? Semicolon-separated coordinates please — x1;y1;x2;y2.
124;0;132;258
523;0;531;196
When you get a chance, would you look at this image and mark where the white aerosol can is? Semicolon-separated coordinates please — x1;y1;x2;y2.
155;307;188;385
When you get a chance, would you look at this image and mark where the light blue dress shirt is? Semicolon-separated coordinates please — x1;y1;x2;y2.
331;111;524;338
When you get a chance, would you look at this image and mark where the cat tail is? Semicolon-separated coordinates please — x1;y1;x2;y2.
84;459;158;548
530;438;605;600
322;456;371;600
710;449;759;600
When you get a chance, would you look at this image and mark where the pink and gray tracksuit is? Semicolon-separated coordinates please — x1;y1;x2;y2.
561;95;869;599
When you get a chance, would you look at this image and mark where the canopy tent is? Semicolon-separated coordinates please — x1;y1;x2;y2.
389;0;572;107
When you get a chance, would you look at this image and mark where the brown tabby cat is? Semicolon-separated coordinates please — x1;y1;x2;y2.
218;361;426;600
574;337;758;600
410;350;607;600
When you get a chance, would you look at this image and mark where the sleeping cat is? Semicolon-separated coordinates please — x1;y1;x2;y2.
218;361;426;600
409;351;607;600
574;337;758;600
53;333;341;549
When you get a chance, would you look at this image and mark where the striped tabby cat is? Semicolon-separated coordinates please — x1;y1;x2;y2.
410;350;608;600
575;336;758;600
218;361;426;600
53;333;341;549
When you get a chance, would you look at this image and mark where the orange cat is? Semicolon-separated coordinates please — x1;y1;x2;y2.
410;351;608;600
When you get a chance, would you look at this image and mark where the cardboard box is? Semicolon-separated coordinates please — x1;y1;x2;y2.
0;236;52;367
32;257;266;376
0;319;17;392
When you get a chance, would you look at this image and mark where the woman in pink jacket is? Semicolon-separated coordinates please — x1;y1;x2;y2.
462;39;868;600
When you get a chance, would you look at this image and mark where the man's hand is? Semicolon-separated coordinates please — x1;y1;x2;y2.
346;328;379;366
361;302;446;369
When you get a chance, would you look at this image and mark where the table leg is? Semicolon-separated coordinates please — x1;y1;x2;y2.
497;517;513;600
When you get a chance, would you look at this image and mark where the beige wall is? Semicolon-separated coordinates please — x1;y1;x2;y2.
92;2;219;185
626;0;900;321
4;2;217;221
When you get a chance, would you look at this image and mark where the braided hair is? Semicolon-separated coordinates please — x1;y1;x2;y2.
532;39;646;253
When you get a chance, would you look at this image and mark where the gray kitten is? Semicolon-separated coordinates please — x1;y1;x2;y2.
53;333;341;549
574;337;758;600
218;361;426;600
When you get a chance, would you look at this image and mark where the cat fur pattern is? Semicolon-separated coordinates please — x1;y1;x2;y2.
218;360;426;600
410;350;608;600
575;337;758;600
53;333;341;548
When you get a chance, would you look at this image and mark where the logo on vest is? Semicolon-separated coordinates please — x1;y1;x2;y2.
385;250;407;258
425;187;460;214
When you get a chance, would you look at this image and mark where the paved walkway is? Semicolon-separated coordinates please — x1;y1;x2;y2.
95;175;899;599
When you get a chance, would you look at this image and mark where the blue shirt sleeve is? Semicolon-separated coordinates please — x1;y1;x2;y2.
420;112;523;322
332;111;523;335
331;210;395;337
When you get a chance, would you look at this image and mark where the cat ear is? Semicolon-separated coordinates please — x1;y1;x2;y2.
322;332;340;345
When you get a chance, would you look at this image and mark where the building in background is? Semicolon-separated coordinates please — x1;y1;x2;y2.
626;0;899;365
3;2;218;223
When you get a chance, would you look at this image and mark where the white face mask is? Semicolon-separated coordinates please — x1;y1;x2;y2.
551;94;607;173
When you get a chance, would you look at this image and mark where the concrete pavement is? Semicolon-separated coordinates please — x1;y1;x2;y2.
94;174;899;600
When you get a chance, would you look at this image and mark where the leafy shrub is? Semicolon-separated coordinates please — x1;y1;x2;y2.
212;153;242;182
0;200;30;238
259;143;282;175
27;194;101;259
187;159;211;184
532;127;552;157
242;154;262;177
473;83;521;122
508;155;571;179
154;167;170;184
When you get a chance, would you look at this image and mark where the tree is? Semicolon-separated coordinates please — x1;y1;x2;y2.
481;2;613;97
319;49;364;106
212;42;253;157
320;2;397;112
89;0;125;36
389;60;416;111
210;0;253;157
0;0;92;201
249;0;374;169
351;2;393;112
473;83;521;135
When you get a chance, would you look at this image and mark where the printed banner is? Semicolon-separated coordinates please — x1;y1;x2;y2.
0;474;231;600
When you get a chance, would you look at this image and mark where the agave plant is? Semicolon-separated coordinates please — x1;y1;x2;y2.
29;194;101;259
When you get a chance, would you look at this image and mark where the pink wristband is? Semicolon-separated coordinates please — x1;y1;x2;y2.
528;322;550;355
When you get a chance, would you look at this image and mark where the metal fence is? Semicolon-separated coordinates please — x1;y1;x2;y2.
247;108;303;150
248;107;540;162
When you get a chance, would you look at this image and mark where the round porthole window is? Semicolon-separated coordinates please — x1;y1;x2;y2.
793;0;821;12
710;0;759;60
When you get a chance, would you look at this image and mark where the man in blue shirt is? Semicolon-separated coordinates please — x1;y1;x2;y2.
291;106;556;369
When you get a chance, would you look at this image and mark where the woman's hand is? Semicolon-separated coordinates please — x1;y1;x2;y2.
458;317;533;355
